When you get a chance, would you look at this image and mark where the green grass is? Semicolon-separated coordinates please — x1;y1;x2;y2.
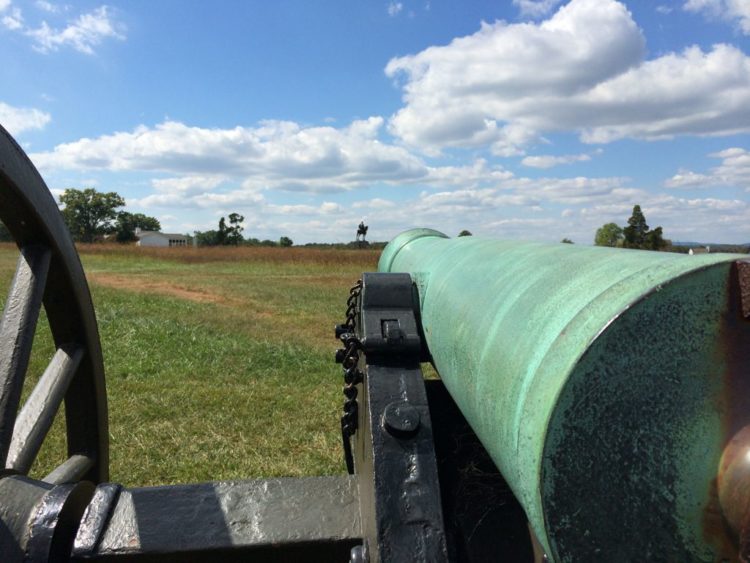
0;243;380;486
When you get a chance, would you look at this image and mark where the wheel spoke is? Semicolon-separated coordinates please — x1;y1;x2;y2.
43;454;94;485
0;245;51;465
6;345;84;474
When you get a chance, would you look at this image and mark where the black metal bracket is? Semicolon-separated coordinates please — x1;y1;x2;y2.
352;272;449;562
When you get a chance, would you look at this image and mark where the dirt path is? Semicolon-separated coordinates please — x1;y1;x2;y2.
88;273;233;305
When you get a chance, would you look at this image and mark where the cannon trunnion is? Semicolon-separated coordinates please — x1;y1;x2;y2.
2;122;750;561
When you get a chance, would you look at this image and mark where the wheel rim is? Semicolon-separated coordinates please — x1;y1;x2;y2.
0;124;108;485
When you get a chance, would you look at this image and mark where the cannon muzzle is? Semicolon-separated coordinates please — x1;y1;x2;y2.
379;228;750;562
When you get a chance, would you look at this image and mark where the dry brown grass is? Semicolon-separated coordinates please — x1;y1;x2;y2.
76;243;382;266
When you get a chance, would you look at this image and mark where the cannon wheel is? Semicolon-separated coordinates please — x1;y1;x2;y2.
0;125;107;560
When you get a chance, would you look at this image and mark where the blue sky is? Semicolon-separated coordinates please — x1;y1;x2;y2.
1;0;749;244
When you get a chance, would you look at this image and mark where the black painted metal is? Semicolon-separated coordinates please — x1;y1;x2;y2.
26;480;96;563
0;125;105;560
0;245;51;464
8;345;84;473
71;477;361;561
0;124;108;484
44;454;95;486
0;475;53;561
353;272;449;562
73;482;122;556
0;475;94;562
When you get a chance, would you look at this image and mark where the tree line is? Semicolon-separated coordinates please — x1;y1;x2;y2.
1;192;745;251
594;205;667;250
56;188;162;243
193;213;293;247
0;187;294;247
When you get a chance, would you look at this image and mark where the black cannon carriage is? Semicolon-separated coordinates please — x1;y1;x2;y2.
1;124;750;562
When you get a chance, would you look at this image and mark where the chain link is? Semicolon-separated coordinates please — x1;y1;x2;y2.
336;279;363;474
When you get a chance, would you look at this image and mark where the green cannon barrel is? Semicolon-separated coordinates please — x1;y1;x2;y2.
379;228;750;562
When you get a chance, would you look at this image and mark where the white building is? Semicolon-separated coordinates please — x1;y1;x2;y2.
135;229;189;248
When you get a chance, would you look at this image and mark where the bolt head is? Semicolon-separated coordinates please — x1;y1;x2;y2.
382;401;420;438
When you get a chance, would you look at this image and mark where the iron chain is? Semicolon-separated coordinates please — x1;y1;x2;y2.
336;279;363;474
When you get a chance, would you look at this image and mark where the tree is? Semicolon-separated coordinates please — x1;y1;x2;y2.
623;205;649;248
561;238;574;244
595;206;667;251
216;217;228;245
115;212;161;242
623;205;668;250
279;236;293;247
196;213;245;246
594;223;624;247
458;230;473;237
59;188;125;242
645;226;667;251
226;213;244;245
194;230;221;246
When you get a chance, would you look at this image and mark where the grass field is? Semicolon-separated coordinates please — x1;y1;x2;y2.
0;243;380;486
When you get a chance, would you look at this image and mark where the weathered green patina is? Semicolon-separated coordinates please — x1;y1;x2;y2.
379;228;750;562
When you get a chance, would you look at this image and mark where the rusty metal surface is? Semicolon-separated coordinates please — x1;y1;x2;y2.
75;477;361;561
718;426;750;539
380;228;749;562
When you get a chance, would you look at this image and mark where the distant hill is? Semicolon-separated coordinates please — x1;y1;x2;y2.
673;241;750;247
671;241;749;254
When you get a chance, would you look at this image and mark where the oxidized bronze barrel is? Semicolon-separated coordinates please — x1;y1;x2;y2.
379;228;750;562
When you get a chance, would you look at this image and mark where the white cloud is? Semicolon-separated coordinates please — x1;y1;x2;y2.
35;0;58;13
684;0;750;34
656;5;673;14
665;147;750;191
387;2;403;16
0;101;51;135
513;0;564;18
329;183;748;244
386;0;750;154
521;150;599;168
25;6;125;54
133;189;265;210
352;198;398;209
514;176;633;204
31;118;433;193
2;6;22;29
664;170;714;188
425;159;514;187
151;175;227;195
0;0;11;12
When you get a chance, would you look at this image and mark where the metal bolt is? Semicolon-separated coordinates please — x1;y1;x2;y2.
382;401;420;438
350;543;369;563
